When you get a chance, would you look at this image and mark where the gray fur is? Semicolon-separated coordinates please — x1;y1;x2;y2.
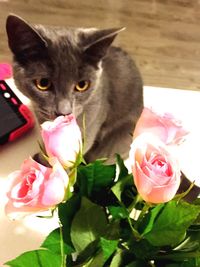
6;15;143;163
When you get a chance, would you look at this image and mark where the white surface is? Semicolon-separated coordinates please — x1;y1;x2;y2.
0;79;200;266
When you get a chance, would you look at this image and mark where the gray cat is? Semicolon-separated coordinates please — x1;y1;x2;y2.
6;14;143;163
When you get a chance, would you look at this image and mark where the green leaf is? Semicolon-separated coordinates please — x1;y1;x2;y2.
77;160;116;196
130;239;159;260
110;249;146;267
58;194;81;250
111;174;133;202
174;230;200;253
104;220;121;240
100;237;118;261
108;205;129;219
155;251;200;262
161;264;180;267
193;198;200;206
140;204;165;236
163;259;200;267
110;249;123;267
125;260;150;267
87;250;105;267
182;258;200;267
41;228;73;255
71;197;108;252
144;200;200;247
73;240;100;266
6;249;61;267
115;154;129;180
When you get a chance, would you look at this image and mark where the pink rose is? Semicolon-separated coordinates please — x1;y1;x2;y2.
41;114;82;168
129;133;181;203
133;107;189;145
5;157;68;218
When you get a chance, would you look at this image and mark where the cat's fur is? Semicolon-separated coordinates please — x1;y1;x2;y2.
6;15;143;163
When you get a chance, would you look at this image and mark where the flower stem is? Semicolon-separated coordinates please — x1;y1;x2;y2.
68;167;77;187
128;194;142;212
127;215;141;240
135;202;151;229
174;181;195;203
59;219;66;267
127;194;143;240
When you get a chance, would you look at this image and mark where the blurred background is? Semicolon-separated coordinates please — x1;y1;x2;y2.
1;0;200;90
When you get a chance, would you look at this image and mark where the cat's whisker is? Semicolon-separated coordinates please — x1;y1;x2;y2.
33;108;54;122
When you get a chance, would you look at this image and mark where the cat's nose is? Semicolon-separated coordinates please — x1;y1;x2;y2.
56;100;72;117
55;112;71;117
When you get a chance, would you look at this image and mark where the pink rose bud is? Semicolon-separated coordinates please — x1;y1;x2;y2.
133;107;189;145
129;133;181;203
41;114;82;168
5;157;69;218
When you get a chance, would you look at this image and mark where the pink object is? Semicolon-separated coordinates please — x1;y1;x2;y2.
0;63;12;80
133;107;189;146
0;83;6;90
41;114;82;168
8;104;35;142
11;97;18;105
129;133;181;203
5;157;69;218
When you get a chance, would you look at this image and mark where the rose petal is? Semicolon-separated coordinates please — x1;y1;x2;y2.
5;157;68;218
129;133;181;203
133;107;189;146
41;114;82;167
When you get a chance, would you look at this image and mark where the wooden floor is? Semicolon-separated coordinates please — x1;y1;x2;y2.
1;0;200;90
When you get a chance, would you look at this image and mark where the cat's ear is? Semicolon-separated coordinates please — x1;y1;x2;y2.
6;14;47;60
83;27;125;63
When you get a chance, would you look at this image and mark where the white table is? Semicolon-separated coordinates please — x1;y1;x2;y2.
0;79;200;266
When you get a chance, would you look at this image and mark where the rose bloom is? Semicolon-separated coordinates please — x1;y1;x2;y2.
5;157;68;218
129;133;181;203
133;107;189;146
41;114;82;168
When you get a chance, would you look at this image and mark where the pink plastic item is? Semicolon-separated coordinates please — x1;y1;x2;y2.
0;63;12;80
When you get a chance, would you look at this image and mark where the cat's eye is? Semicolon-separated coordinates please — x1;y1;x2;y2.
75;80;90;92
35;78;51;91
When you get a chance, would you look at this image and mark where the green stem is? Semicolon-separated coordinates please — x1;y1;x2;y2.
128;194;142;212
80;112;87;163
135;202;151;229
126;194;143;240
127;215;141;240
68;167;77;187
174;181;195;203
59;219;66;267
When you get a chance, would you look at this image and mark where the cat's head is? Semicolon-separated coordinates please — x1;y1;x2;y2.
6;14;124;123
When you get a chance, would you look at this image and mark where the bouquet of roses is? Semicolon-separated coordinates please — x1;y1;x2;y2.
4;108;200;267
